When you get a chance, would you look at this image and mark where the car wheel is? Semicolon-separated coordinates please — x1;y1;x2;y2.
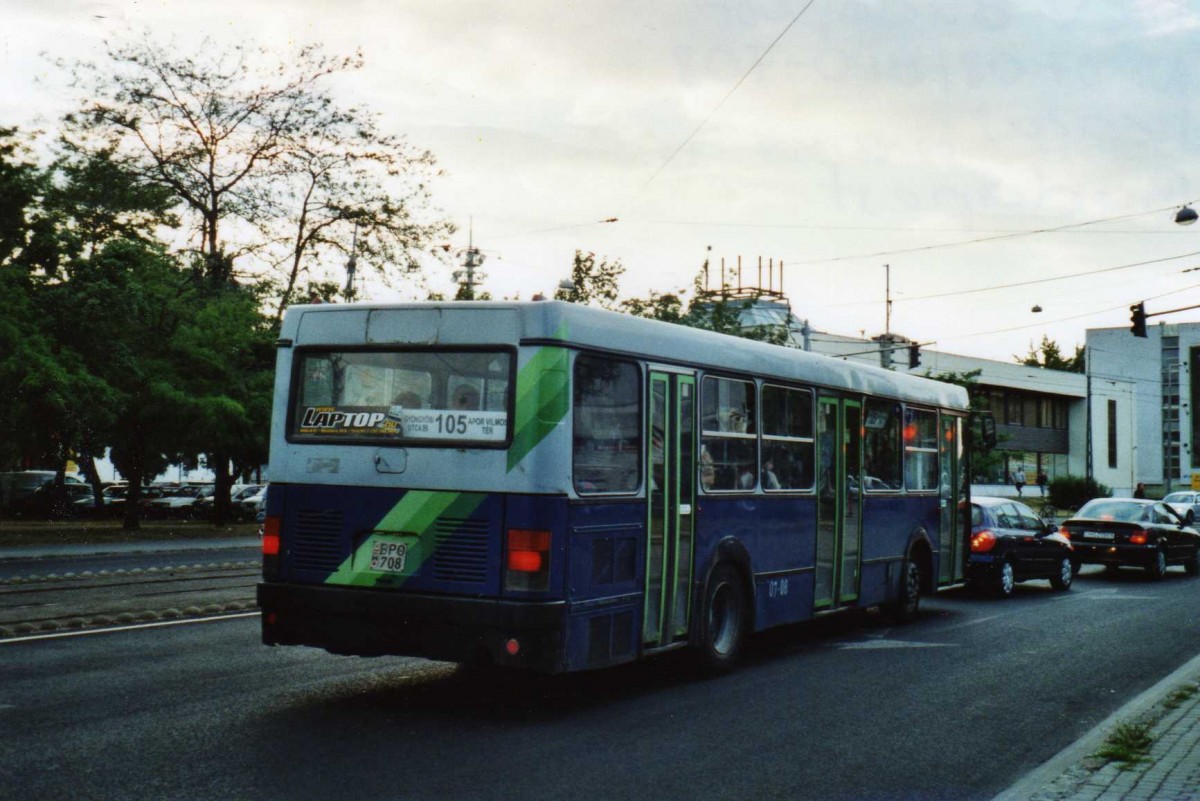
1186;547;1200;578
890;558;922;621
1147;548;1168;580
996;560;1016;598
1188;511;1196;525
696;563;748;673
1050;555;1073;591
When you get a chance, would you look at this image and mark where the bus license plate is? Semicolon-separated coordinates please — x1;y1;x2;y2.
370;540;409;574
1083;531;1114;541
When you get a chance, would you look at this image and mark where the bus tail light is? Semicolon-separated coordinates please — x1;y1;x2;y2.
970;530;997;553
506;528;551;591
1130;529;1149;545
262;516;281;579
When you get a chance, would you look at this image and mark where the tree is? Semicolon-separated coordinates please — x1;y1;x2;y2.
272;115;453;317
62;34;452;298
555;250;625;310
1018;335;1084;373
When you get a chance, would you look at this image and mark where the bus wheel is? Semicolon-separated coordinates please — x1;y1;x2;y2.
697;564;747;673
890;558;921;623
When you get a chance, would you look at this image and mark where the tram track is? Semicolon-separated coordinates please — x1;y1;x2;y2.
0;562;260;637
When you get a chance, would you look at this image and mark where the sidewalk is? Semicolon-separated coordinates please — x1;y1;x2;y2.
996;651;1200;800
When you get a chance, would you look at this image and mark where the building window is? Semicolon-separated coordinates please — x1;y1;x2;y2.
1107;399;1118;470
1191;347;1200;469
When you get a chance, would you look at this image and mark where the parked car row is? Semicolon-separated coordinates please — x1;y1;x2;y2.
968;495;1200;598
4;475;268;521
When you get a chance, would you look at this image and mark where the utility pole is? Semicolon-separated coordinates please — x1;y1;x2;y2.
885;264;892;334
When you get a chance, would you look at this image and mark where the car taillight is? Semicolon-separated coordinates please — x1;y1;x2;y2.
1058;526;1071;540
971;530;997;553
506;528;551;591
1130;529;1149;545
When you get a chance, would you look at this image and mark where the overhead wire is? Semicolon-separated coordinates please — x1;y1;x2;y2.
943;280;1200;340
627;0;819;205
833;249;1200;306
781;202;1200;266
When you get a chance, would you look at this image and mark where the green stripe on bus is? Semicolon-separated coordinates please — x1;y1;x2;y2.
324;491;488;587
507;344;569;472
326;328;571;587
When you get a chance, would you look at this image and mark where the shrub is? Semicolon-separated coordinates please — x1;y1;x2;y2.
1049;475;1111;511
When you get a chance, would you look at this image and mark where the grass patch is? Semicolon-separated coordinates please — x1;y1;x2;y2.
0;519;259;548
1163;683;1200;711
1093;720;1154;767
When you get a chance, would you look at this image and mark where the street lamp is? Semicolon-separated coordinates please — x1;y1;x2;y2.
1176;205;1198;226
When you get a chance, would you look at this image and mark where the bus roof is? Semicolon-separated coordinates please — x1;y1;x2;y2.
282;300;969;411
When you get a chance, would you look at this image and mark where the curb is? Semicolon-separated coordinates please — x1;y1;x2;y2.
994;650;1200;800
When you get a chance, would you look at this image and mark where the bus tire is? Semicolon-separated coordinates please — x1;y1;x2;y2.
890;558;922;623
696;563;748;673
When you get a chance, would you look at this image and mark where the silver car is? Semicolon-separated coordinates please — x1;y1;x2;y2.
1163;491;1200;524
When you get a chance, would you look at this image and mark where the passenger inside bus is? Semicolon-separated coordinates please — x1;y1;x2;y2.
452;385;480;410
762;457;782;490
738;464;756;490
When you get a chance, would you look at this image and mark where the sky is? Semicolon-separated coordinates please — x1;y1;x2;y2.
5;0;1200;361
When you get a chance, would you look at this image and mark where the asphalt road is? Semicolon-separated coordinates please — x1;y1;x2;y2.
3;567;1200;801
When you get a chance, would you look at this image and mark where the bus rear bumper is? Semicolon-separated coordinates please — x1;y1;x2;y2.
257;582;568;673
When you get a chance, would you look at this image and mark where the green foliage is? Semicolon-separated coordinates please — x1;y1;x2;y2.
1018;335;1084;373
555;250;625;310
1049;475;1111;511
1093;720;1153;767
1163;683;1198;711
62;33;452;302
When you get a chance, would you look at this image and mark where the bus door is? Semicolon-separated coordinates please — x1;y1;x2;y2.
938;415;965;584
815;397;863;609
643;369;696;647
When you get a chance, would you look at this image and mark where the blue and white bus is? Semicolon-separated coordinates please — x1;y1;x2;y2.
258;301;971;673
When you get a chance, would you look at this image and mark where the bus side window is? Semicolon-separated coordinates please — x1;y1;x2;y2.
573;355;641;494
863;399;902;490
701;376;757;492
761;384;814;491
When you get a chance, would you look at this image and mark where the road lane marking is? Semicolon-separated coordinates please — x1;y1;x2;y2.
834;639;956;650
0;611;260;644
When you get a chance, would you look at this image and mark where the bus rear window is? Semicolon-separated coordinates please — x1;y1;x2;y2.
291;350;512;445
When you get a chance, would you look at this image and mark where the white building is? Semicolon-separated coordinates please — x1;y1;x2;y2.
1086;321;1197;496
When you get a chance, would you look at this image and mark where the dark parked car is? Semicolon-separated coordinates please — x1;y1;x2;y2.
967;496;1074;598
1061;498;1200;579
13;482;94;519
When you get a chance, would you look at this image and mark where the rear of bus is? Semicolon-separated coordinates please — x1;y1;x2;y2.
257;302;583;672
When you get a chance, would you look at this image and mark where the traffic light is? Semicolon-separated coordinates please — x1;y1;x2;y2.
908;342;921;369
1130;302;1148;338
